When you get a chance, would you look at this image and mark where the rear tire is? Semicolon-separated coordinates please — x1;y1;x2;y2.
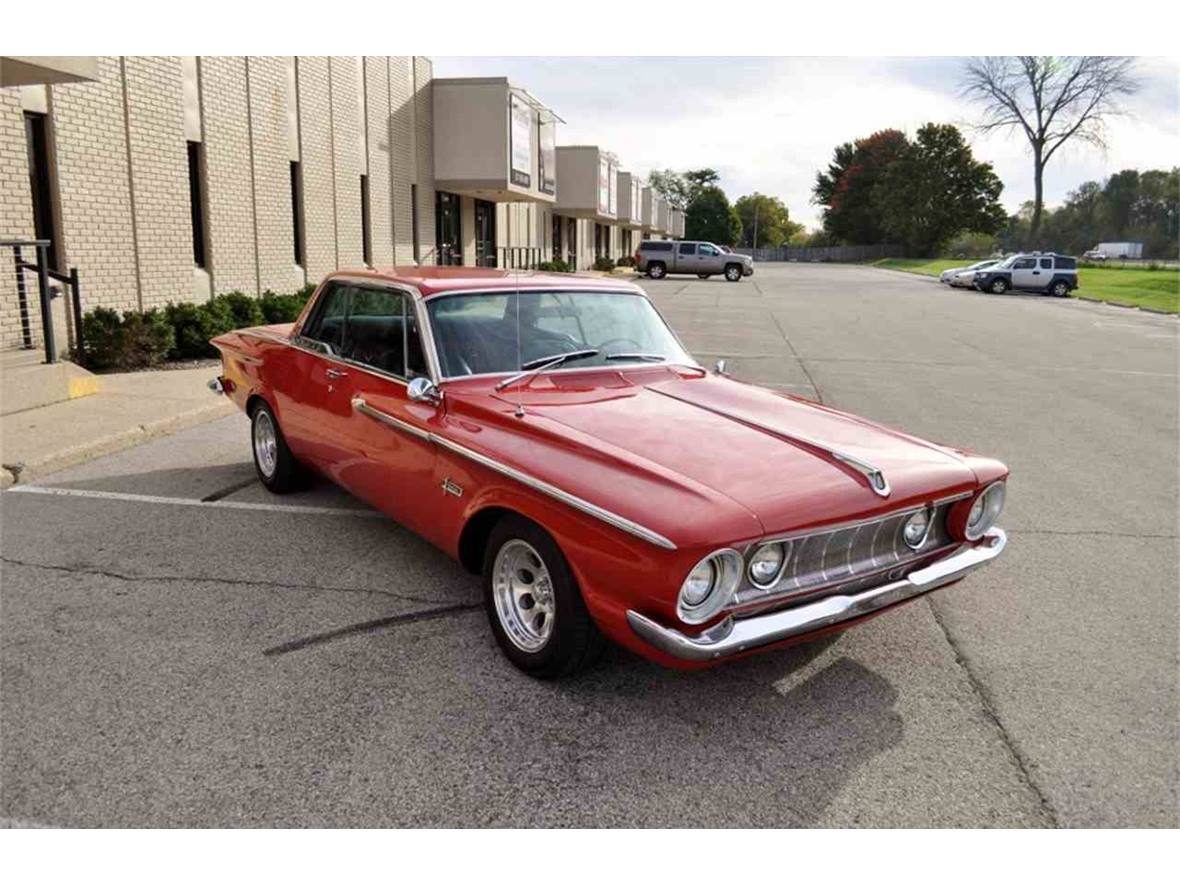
483;514;605;679
989;277;1010;295
250;400;301;493
647;262;666;280
724;264;742;282
1050;280;1070;297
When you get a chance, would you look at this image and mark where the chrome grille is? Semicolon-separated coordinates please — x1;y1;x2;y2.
732;501;959;610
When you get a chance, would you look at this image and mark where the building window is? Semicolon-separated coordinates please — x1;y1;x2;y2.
23;112;59;270
411;184;420;264
187;141;207;268
361;174;372;266
290;161;305;267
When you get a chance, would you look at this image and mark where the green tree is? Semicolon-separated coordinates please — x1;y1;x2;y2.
813;129;909;244
685;185;742;245
874;123;1006;256
647;168;720;209
733;194;798;248
1101;169;1140;237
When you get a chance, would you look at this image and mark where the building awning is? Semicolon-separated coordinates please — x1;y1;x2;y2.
0;56;98;87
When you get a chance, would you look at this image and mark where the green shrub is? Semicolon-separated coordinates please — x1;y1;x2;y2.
81;307;174;371
259;289;309;324
536;259;572;273
592;256;616;272
616;255;636;268
216;290;264;328
165;298;235;360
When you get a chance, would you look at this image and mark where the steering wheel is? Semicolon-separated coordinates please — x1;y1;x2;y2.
597;337;644;356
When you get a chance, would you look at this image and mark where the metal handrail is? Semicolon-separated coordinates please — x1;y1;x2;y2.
2;238;84;364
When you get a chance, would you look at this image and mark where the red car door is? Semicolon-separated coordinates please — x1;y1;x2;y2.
331;285;441;537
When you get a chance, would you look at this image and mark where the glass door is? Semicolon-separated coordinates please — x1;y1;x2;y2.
474;199;496;267
434;191;463;266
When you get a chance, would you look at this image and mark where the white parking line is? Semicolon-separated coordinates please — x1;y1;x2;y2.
4;485;383;517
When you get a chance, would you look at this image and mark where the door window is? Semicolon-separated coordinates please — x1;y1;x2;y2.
1013;258;1036;269
699;244;718;256
1039;258;1052;269
300;283;351;354
678;243;696;256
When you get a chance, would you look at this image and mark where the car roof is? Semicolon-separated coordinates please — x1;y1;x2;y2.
324;266;645;299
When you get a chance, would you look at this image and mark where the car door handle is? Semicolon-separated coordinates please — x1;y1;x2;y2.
325;367;348;380
1032;271;1040;275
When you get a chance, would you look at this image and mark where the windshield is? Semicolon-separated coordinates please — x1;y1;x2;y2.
997;255;1019;268
427;290;695;378
969;260;996;270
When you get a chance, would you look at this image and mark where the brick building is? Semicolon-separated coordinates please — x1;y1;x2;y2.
0;56;670;356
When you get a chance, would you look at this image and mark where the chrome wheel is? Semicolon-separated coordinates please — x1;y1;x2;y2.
991;279;1008;294
492;539;555;652
725;265;741;281
252;408;278;479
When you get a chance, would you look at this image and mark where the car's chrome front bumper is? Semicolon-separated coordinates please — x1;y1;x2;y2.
627;527;1006;662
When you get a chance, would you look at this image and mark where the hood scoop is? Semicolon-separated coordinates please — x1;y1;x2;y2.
646;386;892;498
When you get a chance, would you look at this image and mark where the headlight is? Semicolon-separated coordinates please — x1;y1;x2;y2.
902;508;931;549
677;549;742;624
748;542;788;587
965;481;1006;540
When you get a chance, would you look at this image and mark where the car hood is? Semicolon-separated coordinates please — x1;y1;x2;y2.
442;368;981;545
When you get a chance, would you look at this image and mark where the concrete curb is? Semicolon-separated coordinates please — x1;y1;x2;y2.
3;399;235;486
1073;294;1178;316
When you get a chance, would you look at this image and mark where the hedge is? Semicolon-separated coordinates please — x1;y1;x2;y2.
81;284;316;371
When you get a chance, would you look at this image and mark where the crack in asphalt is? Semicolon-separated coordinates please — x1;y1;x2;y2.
0;556;470;609
753;279;825;404
200;477;258;502
926;598;1060;828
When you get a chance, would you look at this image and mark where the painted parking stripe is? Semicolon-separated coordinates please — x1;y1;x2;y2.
4;484;382;517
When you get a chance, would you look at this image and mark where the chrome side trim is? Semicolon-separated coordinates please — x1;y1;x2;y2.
645;386;892;498
627;527;1006;661
350;397;677;551
351;397;430;441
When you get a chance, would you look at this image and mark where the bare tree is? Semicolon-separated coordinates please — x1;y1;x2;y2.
960;56;1140;242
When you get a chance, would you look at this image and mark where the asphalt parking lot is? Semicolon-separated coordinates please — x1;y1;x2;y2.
1;263;1176;827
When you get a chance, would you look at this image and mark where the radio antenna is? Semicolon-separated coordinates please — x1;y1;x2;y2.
513;261;525;418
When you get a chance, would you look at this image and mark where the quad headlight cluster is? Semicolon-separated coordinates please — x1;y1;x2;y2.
965;481;1006;540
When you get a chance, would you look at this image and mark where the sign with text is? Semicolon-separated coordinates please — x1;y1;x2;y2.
538;119;556;195
509;95;533;189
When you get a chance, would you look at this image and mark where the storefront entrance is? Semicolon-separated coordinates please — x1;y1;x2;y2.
474;199;496;267
435;191;463;265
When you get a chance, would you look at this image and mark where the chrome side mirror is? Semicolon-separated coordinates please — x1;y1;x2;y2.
407;376;442;405
714;359;728;376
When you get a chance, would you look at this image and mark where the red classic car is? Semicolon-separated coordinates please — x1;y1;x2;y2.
211;268;1007;678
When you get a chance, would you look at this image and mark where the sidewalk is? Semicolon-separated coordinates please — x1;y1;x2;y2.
1;365;233;488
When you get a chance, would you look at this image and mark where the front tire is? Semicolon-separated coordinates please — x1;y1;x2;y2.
647;262;666;280
250;400;301;493
483;515;605;679
989;277;1010;294
724;264;742;282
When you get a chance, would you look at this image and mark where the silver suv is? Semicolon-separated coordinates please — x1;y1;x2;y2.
636;240;753;282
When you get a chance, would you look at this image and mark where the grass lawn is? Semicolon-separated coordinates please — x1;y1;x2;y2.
872;258;1180;314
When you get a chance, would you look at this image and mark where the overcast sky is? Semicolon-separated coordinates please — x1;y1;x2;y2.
433;56;1180;230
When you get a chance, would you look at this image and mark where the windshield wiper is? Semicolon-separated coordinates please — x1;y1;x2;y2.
494;349;600;391
605;352;666;363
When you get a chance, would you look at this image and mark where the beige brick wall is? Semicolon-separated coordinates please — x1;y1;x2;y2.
329;57;363;270
363;56;393;268
388;56;416;265
122;56;193;308
295;57;336;282
413;57;435;263
201;56;255;294
1;90;38;349
247;56;295;293
50;56;139;314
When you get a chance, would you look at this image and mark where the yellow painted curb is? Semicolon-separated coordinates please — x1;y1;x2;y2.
67;376;100;399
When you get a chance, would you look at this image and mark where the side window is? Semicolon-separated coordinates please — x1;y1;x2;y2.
406;310;428;379
342;287;406;376
1039;258;1052;269
1013;258;1036;269
699;244;717;256
1055;256;1077;270
301;283;351;354
678;243;696;256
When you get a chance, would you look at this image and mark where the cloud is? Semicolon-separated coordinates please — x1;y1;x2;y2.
433;56;1180;229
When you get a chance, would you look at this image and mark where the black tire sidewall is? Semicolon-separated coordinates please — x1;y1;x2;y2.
725;265;741;281
482;515;599;678
250;400;298;492
648;263;666;279
991;279;1009;294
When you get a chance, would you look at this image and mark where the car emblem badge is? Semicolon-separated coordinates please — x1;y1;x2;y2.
441;478;463;498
